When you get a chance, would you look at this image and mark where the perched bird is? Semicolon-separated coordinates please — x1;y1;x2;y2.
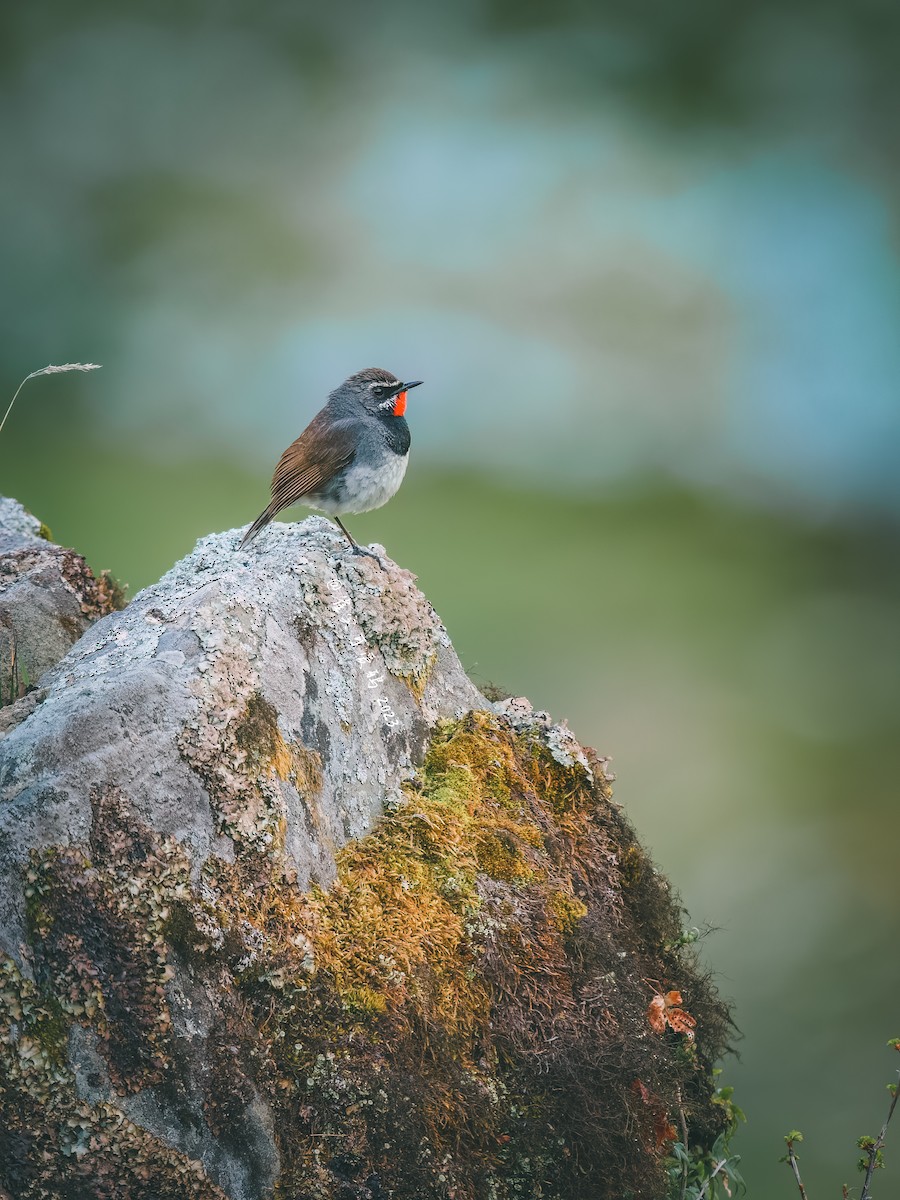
240;367;422;561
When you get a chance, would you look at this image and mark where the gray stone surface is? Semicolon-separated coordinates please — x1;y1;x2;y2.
0;496;44;548
0;513;483;1198
0;497;118;707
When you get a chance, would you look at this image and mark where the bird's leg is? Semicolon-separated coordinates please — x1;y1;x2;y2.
333;515;362;550
333;517;385;568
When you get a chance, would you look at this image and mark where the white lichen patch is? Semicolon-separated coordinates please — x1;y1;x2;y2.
177;609;287;850
493;695;602;777
340;556;445;693
0;497;42;544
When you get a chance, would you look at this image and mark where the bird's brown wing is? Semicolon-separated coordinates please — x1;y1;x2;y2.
241;413;357;548
270;412;358;513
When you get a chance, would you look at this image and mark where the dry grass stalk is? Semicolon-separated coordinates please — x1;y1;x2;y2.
0;363;102;438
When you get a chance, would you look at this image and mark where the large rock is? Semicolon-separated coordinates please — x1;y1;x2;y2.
0;498;122;713
0;513;732;1200
0;516;480;951
0;517;481;1197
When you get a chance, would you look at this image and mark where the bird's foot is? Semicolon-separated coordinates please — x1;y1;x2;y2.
351;544;386;570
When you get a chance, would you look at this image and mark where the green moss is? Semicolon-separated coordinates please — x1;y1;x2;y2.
343;985;389;1014
37;522;52;541
27;993;69;1066
621;841;649;887
547;889;588;935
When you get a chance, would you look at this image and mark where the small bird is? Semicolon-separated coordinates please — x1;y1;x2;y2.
241;367;422;561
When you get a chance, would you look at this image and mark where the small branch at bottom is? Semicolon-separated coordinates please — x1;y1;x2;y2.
783;1134;810;1200
859;1070;900;1200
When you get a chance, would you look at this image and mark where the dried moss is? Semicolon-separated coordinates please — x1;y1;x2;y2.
59;551;126;618
95;568;128;613
220;710;733;1199
0;714;733;1199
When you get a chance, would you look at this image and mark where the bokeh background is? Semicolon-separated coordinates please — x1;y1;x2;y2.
3;2;900;1193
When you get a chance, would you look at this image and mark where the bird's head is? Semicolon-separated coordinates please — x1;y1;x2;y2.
335;367;423;417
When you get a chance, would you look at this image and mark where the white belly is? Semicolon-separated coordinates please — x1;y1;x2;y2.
313;453;409;515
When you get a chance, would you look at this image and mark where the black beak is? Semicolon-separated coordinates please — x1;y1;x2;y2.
397;380;423;394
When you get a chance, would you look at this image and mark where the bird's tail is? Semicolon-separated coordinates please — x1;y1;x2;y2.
240;502;279;549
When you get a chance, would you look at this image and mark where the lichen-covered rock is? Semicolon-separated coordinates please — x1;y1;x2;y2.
0;513;732;1200
0;516;483;1198
237;709;731;1200
0;498;123;709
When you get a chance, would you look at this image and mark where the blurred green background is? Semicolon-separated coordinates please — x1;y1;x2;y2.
2;2;900;1194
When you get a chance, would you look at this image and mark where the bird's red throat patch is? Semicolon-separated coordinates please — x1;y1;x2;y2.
392;390;408;416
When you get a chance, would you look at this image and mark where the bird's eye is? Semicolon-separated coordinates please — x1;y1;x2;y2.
372;385;390;398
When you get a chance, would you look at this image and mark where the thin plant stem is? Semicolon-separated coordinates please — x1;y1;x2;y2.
0;363;101;438
696;1158;728;1200
785;1139;809;1200
676;1087;690;1200
859;1072;900;1200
